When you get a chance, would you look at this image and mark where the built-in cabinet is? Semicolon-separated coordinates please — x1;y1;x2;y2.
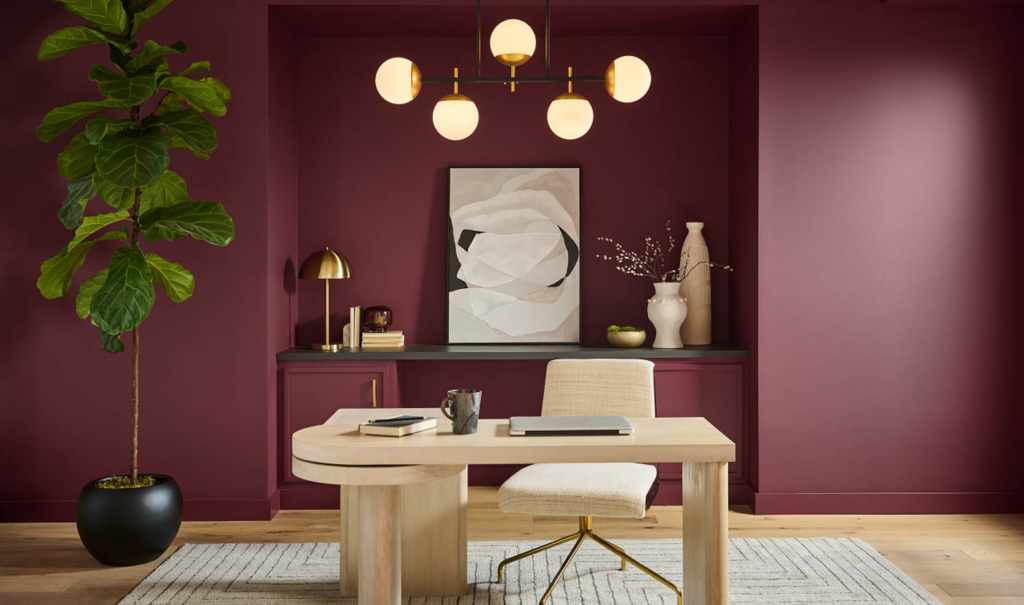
278;350;748;506
280;361;396;485
653;362;745;485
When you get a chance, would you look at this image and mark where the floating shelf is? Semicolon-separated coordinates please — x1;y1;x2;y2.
276;344;749;361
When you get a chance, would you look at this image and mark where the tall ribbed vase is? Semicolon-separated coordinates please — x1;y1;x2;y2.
679;222;712;345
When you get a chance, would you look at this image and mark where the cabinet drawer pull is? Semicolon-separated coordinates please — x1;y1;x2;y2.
372;379;377;407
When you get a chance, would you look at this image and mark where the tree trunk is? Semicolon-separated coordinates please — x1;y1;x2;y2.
131;326;139;486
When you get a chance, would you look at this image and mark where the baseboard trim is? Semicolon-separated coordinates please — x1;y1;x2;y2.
653;480;754;507
0;497;278;523
753;491;1024;514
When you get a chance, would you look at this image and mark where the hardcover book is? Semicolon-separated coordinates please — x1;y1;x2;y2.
358;416;436;437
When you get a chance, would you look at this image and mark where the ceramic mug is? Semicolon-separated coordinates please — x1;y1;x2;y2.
441;389;481;435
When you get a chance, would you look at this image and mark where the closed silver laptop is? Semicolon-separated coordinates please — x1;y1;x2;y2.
508;415;635;436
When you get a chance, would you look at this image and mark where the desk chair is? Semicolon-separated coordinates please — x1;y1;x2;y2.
496;359;681;605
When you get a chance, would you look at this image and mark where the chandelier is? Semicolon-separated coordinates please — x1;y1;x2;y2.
374;0;652;141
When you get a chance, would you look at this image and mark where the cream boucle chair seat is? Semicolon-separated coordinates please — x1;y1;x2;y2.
495;359;680;605
499;462;657;518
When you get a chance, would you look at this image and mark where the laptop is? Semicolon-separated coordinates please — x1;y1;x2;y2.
508;415;635;436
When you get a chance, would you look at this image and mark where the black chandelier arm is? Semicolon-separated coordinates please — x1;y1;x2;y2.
421;75;604;84
476;0;482;77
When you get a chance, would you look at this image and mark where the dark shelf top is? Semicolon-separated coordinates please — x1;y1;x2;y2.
276;344;750;361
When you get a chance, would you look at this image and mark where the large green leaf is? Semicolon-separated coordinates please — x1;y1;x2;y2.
88;64;159;108
36;230;126;299
38;26;130;61
125;39;186;73
85;115;131;144
132;0;173;36
93;172;135;209
99;329;125;353
76;269;107;319
201;77;231;104
57;133;98;180
170;137;209;160
95;127;170;188
125;0;153;13
139;169;191;214
67;210;130;250
145;253;194;302
57;0;128;35
90;247;155;334
178;61;210;76
59;171;97;228
150;109;217;153
155;92;188;115
37;99;121;143
159;77;226;117
140;201;234;246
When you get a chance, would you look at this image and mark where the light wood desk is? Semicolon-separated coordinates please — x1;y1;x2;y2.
292;407;735;605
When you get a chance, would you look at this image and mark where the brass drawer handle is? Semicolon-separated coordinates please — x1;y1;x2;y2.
372;379;377;407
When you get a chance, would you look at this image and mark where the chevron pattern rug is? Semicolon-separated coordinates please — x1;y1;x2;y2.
118;538;941;605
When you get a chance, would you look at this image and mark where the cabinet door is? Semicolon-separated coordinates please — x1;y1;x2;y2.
283;367;385;483
654;363;744;483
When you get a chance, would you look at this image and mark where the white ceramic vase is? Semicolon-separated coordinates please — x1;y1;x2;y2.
647;282;687;348
679;222;712;345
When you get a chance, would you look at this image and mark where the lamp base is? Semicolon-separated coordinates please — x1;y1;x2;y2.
309;343;342;352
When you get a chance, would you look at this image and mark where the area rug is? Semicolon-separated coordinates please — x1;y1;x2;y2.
118;538;941;604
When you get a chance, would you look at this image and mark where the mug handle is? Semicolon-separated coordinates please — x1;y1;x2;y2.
441;394;456;421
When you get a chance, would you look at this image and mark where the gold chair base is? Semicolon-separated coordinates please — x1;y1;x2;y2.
496;516;682;605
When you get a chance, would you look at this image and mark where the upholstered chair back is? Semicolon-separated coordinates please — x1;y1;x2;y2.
541;359;656;419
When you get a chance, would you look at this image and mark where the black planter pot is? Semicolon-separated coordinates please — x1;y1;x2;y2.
76;474;182;566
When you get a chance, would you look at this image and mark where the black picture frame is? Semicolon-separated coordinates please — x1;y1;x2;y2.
446;166;582;345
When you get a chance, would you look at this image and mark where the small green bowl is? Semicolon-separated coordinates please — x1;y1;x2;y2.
607;330;647;348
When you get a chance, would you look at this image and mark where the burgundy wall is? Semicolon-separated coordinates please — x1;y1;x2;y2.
294;35;733;346
1;0;277;521
755;1;1024;513
3;0;1022;521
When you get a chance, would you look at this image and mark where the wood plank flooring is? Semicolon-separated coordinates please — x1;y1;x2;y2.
1;487;1021;605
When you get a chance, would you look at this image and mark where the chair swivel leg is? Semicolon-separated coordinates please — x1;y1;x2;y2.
497;531;582;583
588;532;682;605
539;531;587;605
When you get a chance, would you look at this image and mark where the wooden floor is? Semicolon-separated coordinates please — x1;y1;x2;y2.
1;488;1022;605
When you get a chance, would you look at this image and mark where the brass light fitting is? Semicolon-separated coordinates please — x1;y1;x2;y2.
373;0;651;139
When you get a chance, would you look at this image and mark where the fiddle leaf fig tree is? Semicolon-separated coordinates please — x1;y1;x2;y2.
36;0;234;488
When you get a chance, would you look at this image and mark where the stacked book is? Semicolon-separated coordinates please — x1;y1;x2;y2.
361;330;405;348
359;415;436;437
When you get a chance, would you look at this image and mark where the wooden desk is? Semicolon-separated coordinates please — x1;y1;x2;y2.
292;407;735;605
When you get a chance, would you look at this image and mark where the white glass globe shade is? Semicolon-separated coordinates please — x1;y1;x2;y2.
432;94;479;141
547;93;593;140
375;57;421;104
490;19;536;66
605;55;651;103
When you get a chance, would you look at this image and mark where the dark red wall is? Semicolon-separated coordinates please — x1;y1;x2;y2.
755;1;1024;513
1;0;276;521
3;0;1022;521
294;35;734;346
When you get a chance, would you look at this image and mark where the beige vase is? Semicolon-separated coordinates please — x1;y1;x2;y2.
679;222;712;345
647;282;687;349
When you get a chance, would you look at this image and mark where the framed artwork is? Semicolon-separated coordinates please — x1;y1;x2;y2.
447;167;581;344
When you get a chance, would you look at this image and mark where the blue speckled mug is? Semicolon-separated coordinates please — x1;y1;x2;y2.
441;389;481;435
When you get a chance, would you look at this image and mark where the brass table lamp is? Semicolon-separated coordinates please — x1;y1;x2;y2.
299;246;352;352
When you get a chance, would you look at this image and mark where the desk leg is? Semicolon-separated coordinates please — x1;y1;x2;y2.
358;485;401;605
340;468;468;597
682;462;728;605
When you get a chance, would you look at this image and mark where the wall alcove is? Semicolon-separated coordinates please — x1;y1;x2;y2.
269;2;759;510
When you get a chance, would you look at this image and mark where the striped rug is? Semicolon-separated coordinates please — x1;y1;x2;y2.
119;538;941;604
